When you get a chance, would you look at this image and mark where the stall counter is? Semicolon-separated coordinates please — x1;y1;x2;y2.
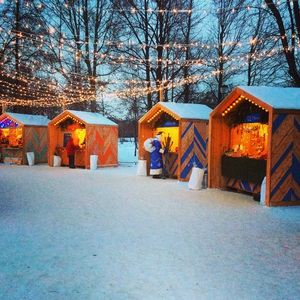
222;155;266;184
2;147;23;164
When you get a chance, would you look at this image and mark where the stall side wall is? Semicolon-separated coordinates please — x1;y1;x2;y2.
179;120;209;181
269;113;300;206
23;126;48;164
86;125;118;168
138;122;155;175
48;125;60;167
208;116;230;189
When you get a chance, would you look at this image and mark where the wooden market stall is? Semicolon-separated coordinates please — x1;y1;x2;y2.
0;112;50;165
138;102;212;181
208;86;300;207
48;110;118;169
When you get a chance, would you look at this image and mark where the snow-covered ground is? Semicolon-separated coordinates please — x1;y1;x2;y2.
1;140;300;300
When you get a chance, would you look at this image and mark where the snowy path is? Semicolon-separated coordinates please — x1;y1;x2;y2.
1;163;300;300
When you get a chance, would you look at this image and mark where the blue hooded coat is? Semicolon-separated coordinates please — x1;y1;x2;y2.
150;138;163;175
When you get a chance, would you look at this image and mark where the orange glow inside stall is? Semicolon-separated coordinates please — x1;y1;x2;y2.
54;114;86;149
228;123;268;158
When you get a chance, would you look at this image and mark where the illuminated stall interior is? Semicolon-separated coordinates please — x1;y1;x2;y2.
216;95;269;194
0;117;23;148
148;111;179;153
53;114;86;149
222;95;269;159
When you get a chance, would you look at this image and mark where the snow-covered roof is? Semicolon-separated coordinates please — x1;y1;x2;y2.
159;102;212;120
67;110;117;126
237;86;300;110
1;112;50;126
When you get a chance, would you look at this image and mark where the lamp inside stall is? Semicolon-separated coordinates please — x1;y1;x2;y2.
223;96;269;159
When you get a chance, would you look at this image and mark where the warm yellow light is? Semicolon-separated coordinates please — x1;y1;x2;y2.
156;127;179;153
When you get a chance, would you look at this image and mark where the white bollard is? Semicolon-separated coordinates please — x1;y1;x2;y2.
26;152;35;166
137;160;147;176
53;155;62;167
90;155;98;170
260;177;266;206
188;167;204;190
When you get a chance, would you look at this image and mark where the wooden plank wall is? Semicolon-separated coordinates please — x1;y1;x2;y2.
208;117;230;188
138;122;155;175
23;126;48;164
269;113;300;206
59;149;85;167
164;152;178;178
86;125;118;168
47;125;58;167
226;178;261;194
179;120;209;181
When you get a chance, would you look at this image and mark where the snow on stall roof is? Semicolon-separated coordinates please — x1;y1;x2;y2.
67;110;117;126
160;102;212;120
3;112;50;126
238;86;300;110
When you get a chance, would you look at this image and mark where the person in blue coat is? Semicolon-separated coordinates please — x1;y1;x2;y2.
150;132;165;178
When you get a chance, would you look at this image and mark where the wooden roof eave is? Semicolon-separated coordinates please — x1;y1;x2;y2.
210;88;241;118
49;110;86;126
236;87;273;112
0;113;24;127
210;87;274;118
139;102;181;124
157;103;181;120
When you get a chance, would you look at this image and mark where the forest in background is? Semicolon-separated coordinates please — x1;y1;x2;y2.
0;0;300;136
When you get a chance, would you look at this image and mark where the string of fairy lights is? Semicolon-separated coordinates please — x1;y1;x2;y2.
0;50;283;106
0;40;294;106
5;21;299;53
0;0;299;108
15;0;300;14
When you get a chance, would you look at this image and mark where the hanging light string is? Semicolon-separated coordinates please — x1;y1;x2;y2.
21;0;300;15
0;31;292;81
1;27;297;75
5;25;299;53
0;48;283;107
0;41;287;85
0;1;298;107
0;40;291;107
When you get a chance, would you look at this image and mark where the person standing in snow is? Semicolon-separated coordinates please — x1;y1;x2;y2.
150;132;165;178
66;137;77;169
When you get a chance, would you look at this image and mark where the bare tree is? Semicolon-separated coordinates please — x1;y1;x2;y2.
164;0;208;104
109;0;205;109
34;0;116;112
201;0;250;105
241;2;285;86
109;0;155;110
0;0;59;115
264;0;300;86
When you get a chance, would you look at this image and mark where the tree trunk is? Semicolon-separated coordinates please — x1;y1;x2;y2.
265;0;300;86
